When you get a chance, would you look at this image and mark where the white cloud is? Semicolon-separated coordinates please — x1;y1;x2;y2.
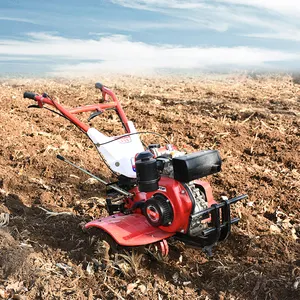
0;33;298;75
112;0;300;16
89;21;200;32
0;17;39;24
216;1;300;17
0;56;36;61
245;32;300;42
111;0;207;10
110;0;300;41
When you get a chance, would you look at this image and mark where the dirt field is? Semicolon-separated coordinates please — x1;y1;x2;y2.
0;75;299;299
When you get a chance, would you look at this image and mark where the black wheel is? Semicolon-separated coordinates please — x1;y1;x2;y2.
144;194;173;227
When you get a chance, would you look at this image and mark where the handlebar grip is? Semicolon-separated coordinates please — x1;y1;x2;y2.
56;154;65;161
23;92;37;100
95;82;103;91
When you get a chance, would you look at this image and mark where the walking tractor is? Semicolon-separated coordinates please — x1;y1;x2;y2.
23;83;247;256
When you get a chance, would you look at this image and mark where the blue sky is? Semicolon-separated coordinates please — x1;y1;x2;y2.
0;0;300;76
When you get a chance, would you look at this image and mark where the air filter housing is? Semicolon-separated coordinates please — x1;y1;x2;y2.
135;151;159;192
173;150;222;182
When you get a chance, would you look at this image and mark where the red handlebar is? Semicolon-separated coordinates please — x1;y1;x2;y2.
23;83;131;133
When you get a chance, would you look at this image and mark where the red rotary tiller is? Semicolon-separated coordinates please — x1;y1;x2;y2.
24;83;247;256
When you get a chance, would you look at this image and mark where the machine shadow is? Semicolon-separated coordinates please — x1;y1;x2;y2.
4;192;94;263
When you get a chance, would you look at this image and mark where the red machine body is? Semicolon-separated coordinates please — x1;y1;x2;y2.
85;178;215;246
23;83;247;256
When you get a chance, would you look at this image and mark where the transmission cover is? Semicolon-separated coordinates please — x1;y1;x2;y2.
173;150;222;182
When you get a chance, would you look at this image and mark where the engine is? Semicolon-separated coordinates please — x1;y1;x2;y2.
133;146;222;236
135;146;222;189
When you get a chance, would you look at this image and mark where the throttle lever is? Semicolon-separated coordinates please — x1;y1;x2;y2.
88;110;103;122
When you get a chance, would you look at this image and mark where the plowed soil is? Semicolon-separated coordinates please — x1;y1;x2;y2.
0;75;299;299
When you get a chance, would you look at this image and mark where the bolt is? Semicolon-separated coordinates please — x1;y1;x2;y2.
180;190;186;194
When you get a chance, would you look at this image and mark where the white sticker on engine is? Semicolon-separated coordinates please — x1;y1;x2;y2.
158;186;167;192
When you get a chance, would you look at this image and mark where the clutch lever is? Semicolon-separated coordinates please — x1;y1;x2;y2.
88;110;103;122
28;104;41;109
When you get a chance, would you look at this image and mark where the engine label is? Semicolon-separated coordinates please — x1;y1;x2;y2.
131;157;136;172
115;135;132;144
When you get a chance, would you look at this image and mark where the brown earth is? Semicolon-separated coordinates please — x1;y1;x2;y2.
0;74;299;299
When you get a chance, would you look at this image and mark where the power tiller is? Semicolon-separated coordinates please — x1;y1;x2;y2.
23;82;247;256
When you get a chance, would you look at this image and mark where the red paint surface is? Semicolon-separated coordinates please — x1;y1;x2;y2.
85;214;175;246
30;87;131;133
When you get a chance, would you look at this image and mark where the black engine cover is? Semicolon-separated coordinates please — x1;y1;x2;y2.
173;150;222;182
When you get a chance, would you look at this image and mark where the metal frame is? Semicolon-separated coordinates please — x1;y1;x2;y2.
26;83;131;133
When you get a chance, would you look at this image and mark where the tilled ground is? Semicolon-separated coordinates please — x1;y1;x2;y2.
0;75;299;299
